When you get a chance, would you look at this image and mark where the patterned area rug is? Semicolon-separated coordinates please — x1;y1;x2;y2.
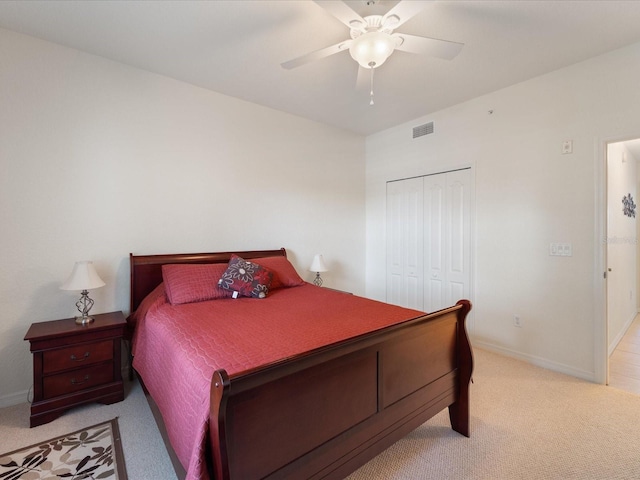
0;418;126;480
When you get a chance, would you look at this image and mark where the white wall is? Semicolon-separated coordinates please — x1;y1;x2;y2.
366;41;640;381
0;28;365;406
606;142;637;353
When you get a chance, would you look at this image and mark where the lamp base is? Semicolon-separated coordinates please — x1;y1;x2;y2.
74;290;95;325
75;315;95;325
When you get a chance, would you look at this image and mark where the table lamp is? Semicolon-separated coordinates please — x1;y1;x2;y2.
310;254;328;287
60;260;106;325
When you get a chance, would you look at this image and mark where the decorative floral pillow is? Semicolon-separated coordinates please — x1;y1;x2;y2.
218;255;273;299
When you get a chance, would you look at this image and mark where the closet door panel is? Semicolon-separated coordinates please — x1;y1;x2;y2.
445;170;471;306
424;176;446;312
386;178;424;310
405;187;423;309
387;186;404;306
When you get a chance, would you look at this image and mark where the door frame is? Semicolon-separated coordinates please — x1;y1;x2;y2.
385;165;476;332
595;133;640;385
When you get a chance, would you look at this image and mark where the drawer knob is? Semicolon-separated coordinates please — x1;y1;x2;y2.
70;375;90;385
70;352;90;362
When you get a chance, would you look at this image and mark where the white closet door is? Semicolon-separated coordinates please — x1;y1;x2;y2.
424;169;471;312
387;169;472;313
386;177;424;310
443;169;471;308
423;174;446;311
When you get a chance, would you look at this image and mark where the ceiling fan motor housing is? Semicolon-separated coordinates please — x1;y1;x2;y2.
349;15;397;68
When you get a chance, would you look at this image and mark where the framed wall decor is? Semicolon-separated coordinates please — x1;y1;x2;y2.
622;193;636;218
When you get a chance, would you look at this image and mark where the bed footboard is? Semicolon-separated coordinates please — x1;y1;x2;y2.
210;299;472;480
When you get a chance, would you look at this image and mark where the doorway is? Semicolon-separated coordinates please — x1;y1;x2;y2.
606;138;640;393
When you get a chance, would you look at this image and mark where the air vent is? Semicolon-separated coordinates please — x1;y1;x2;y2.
413;122;434;139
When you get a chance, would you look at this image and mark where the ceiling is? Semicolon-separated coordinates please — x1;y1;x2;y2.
2;0;640;136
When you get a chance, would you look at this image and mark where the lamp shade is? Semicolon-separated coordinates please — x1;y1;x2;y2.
349;31;396;69
60;261;106;291
310;254;328;273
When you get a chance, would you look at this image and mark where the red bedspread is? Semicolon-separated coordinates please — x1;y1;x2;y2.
132;284;424;480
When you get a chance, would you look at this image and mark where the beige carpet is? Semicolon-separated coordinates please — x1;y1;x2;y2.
1;349;640;479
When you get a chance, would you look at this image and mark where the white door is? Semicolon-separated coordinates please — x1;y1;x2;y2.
387;169;472;312
444;169;472;309
386;177;424;310
423;174;445;311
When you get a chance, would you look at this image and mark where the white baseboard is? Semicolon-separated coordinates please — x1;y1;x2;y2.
472;339;595;382
0;389;29;408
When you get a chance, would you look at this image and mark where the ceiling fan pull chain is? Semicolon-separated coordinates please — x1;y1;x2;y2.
369;62;375;106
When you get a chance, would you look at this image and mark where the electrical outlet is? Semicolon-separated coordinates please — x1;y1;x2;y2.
514;315;522;328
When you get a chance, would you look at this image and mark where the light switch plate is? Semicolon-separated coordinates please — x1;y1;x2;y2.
550;242;572;256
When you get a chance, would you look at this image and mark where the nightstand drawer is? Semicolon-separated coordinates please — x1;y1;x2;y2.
43;364;114;399
43;340;113;374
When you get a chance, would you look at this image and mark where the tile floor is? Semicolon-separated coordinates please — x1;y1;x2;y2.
609;314;640;395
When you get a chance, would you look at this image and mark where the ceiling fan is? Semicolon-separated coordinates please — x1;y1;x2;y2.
281;0;463;104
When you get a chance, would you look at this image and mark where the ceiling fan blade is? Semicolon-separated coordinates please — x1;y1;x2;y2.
382;0;432;30
393;33;463;60
313;0;367;31
281;39;352;69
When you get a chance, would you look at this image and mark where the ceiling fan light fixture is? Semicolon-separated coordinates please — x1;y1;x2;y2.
349;31;395;69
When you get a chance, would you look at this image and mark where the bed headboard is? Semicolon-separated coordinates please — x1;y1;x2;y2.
129;248;287;313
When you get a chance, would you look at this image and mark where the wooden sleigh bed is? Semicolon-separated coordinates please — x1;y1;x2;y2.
128;248;473;480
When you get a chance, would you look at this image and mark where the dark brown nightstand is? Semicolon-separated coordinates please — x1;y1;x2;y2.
24;311;126;427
